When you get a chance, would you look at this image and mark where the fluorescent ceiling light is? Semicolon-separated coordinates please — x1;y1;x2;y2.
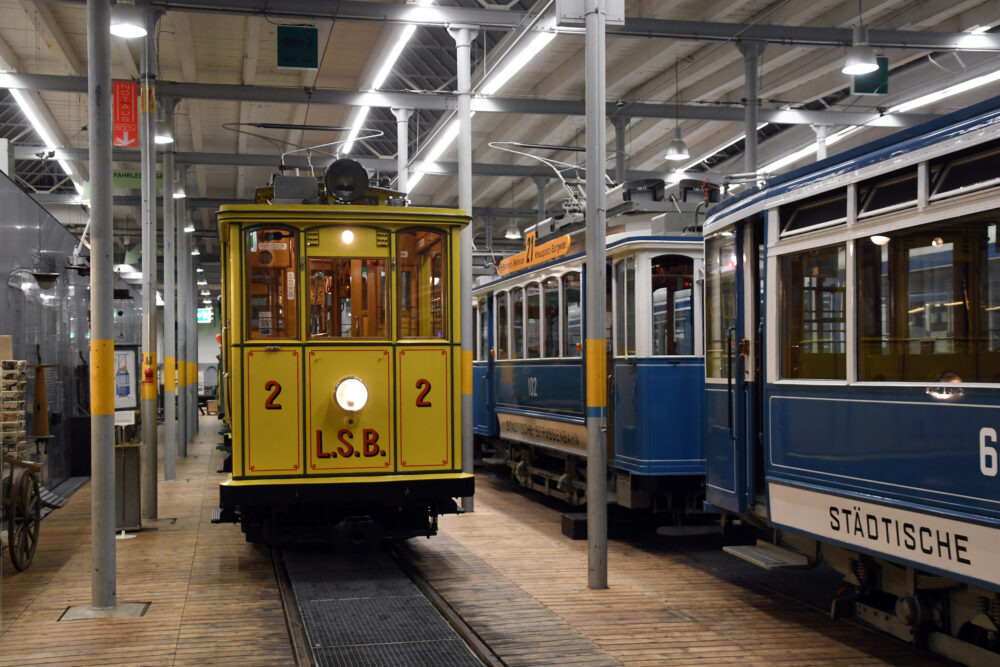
887;68;1000;114
481;31;557;96
410;27;558;194
9;88;80;191
343;0;432;155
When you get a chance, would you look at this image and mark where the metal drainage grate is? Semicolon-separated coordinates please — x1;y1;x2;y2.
284;547;483;667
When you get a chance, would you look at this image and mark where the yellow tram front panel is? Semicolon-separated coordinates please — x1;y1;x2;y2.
243;348;302;474
396;347;454;470
307;348;393;473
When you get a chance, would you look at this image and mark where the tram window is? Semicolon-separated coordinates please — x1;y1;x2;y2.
478;296;489;360
614;259;636;356
246;228;298;340
563;272;582;357
526;282;541;359
397;230;447;338
779;190;846;236
859;168;917;216
496;292;509;359
780;244;847;380
651;255;695;356
543;277;560;357
858;219;1000;382
511;287;524;360
705;234;736;378
472;304;479;361
307;257;387;339
931;141;1000;199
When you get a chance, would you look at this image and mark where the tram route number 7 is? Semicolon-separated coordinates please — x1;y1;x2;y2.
981;427;998;477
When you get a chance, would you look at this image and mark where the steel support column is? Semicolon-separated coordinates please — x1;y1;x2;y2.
177;202;189;458
449;24;477;513
87;0;115;610
185;207;197;445
162;99;178;481
392;107;413;193
813;123;829;161
584;0;608;590
613;115;628;184
534;177;547;222
139;11;160;521
739;40;765;175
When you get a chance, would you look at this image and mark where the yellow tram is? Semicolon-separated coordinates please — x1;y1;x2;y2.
213;159;473;543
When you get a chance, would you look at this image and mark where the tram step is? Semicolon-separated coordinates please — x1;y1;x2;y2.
723;540;810;570
481;456;507;466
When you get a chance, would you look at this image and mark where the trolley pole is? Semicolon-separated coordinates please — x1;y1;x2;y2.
392;107;413;193
87;0;115;609
176;199;188;458
139;9;159;522
162;98;177;481
450;24;477;513
584;0;608;590
739;41;765;176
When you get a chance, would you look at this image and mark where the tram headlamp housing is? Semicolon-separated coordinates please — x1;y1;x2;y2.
334;377;368;412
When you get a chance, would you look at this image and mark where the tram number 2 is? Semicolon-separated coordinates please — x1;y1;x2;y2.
980;427;998;477
316;429;386;459
264;380;282;409
415;379;432;407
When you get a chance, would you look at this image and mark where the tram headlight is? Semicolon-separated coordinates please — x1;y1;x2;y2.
334;377;368;412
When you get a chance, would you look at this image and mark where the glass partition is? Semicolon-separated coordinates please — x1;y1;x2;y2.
308;257;387;339
246;228;298;340
496;292;509;359
705;233;736;378
525;282;541;359
780;244;847;379
543;277;560;357
651;255;694;355
563;272;582;357
397;229;447;338
511;287;524;360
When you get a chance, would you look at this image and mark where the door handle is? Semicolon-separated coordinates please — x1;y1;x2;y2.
265;345;280;351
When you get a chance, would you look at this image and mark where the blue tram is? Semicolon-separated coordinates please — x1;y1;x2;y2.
705;96;1000;662
474;179;713;518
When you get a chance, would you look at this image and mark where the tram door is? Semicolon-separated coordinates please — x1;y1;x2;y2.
704;215;764;513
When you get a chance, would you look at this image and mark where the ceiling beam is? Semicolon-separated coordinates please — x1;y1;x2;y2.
15;145;683;180
0;73;937;127
57;1;1000;50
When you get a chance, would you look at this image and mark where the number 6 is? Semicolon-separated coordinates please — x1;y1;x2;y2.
980;427;997;477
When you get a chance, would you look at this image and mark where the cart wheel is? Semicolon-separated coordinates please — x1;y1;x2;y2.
8;469;40;571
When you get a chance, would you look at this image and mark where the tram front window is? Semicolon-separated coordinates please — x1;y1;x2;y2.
705;234;736;378
246;228;298;340
398;230;447;338
858;219;1000;382
308;258;387;339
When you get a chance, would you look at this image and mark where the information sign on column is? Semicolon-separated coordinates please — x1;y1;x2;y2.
113;80;138;147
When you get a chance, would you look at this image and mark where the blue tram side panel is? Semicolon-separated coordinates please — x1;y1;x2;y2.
704;95;1000;662
474;177;715;518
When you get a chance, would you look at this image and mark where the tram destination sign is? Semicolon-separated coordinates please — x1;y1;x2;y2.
498;230;571;277
769;482;1000;589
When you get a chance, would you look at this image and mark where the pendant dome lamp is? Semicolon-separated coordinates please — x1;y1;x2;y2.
665;60;689;162
842;1;879;75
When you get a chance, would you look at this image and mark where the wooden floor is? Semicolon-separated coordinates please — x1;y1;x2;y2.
412;477;946;667
0;417;295;666
1;419;947;666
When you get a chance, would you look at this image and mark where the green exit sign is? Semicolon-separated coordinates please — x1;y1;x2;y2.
852;56;889;95
277;25;318;70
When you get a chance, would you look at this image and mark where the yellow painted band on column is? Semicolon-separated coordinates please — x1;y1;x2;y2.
585;339;606;408
164;356;175;392
461;350;473;395
140;84;155;113
91;339;114;415
177;361;187;387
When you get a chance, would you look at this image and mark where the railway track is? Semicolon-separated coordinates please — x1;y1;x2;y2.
272;544;503;667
